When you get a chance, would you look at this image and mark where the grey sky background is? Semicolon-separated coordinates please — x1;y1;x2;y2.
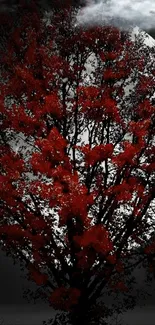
76;0;155;31
0;244;155;306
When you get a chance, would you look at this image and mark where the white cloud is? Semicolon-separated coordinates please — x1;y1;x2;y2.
76;0;155;31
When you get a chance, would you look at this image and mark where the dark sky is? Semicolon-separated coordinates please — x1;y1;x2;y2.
0;248;38;305
0;248;50;306
0;246;155;306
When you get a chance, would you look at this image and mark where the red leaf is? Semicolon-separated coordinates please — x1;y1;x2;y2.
49;287;81;311
74;225;113;255
28;264;48;286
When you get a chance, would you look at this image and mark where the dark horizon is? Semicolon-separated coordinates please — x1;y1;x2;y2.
0;244;155;306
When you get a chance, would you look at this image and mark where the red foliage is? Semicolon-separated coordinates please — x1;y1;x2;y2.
109;279;129;292
76;143;114;167
43;94;63;118
28;264;48;286
112;141;139;168
0;224;28;245
74;225;113;255
144;241;155;254
76;247;97;269
0;150;25;180
49;287;81;311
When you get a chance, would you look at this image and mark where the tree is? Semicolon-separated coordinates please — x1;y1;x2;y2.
0;2;155;324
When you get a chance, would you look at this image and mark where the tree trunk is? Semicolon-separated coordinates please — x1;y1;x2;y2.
69;308;90;325
68;300;109;325
69;296;91;325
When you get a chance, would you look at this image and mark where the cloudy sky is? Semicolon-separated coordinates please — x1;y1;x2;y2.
77;0;155;30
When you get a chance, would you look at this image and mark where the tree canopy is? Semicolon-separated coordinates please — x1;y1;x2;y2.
0;2;155;324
